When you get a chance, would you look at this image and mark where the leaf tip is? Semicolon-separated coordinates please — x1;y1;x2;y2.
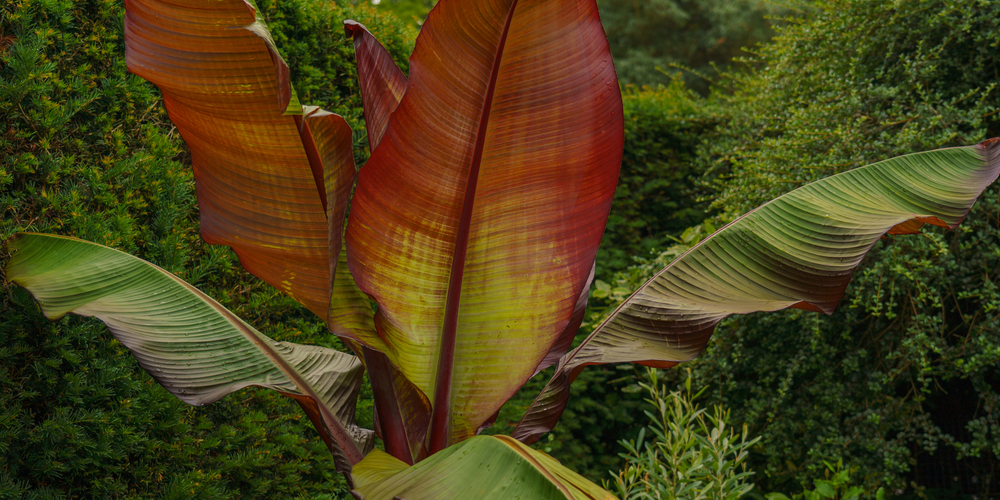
239;0;258;19
790;300;834;315
978;137;1000;166
4;232;23;251
243;21;293;113
343;19;364;39
636;359;680;369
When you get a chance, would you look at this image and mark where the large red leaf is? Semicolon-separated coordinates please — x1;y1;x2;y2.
344;0;623;451
125;0;355;321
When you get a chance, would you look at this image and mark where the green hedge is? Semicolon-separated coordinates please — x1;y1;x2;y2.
595;81;714;282
602;0;1000;496
597;0;786;93
0;0;410;497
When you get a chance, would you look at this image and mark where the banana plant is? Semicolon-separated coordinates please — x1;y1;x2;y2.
5;0;1000;497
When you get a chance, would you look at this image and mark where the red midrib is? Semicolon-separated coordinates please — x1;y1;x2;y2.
428;0;521;454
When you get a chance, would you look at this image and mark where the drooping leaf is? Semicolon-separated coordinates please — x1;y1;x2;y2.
5;233;372;470
349;435;615;499
344;20;408;150
513;138;1000;444
343;0;623;451
125;0;356;321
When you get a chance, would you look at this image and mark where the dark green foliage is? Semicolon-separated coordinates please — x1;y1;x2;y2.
256;0;413;166
596;81;714;281
600;0;1000;496
703;1;1000;219
370;0;786;94
597;0;788;93
371;0;434;30
0;312;346;499
0;0;409;497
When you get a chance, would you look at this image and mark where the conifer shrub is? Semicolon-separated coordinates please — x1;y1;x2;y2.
0;0;409;497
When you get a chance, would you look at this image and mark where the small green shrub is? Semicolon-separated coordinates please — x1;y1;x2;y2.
610;368;760;500
766;460;882;500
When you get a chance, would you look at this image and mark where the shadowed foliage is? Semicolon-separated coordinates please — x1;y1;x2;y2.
592;0;1000;495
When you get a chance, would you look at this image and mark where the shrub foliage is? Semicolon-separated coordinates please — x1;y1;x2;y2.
598;0;1000;496
596;81;714;282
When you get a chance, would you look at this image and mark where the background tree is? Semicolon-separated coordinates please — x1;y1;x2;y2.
598;0;789;93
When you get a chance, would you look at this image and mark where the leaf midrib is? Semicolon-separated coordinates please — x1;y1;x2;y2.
428;0;521;454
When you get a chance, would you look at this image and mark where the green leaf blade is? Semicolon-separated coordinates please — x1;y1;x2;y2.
6;233;372;470
350;435;615;500
513;139;1000;444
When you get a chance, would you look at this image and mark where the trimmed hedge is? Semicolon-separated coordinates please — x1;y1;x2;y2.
595;81;715;282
